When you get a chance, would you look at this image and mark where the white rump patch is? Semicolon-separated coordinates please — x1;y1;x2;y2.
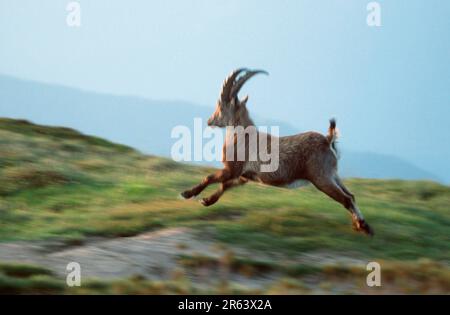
284;180;310;189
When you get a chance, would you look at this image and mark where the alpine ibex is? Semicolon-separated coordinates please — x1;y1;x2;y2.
181;68;374;236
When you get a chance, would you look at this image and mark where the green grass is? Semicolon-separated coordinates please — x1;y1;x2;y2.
0;263;64;294
0;118;449;294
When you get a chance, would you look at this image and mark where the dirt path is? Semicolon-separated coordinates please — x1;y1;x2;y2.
0;228;283;289
1;228;444;294
0;227;377;294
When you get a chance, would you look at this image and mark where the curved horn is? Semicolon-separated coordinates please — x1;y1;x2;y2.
230;69;269;100
220;68;246;102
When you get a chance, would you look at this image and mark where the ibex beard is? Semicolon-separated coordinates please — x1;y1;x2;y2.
181;68;374;236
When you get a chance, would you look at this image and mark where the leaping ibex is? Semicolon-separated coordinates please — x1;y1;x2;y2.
181;68;374;236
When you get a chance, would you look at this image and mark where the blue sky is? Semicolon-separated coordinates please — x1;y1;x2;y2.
0;1;449;180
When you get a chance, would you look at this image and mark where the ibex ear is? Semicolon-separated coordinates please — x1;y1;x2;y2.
240;95;249;107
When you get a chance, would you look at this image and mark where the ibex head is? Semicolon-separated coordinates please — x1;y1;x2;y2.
207;68;268;128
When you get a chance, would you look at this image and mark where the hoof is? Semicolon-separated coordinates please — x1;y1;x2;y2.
200;197;218;207
200;198;210;207
353;219;375;237
180;191;193;199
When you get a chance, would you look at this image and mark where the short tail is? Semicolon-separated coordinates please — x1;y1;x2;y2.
327;118;340;159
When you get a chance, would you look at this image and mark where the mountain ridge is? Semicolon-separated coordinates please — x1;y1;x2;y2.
0;74;442;183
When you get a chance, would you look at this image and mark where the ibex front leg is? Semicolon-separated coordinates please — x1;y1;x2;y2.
181;169;232;199
201;177;248;206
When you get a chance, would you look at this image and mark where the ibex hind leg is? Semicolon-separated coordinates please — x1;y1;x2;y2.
334;175;355;201
311;177;374;236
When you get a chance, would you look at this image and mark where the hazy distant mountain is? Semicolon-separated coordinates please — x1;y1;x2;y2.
0;75;442;183
338;151;440;182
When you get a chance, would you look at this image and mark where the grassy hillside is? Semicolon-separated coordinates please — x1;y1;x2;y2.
0;118;449;294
